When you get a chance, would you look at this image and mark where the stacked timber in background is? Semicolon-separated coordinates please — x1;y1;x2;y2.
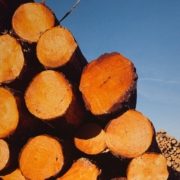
0;1;179;180
156;130;180;172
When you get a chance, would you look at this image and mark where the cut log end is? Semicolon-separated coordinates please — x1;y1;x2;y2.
25;70;73;120
0;34;24;84
0;87;19;138
74;123;106;155
1;169;25;180
57;158;101;180
79;52;137;115
12;2;55;42
127;153;169;180
37;26;78;68
0;139;9;171
105;110;154;158
19;135;64;179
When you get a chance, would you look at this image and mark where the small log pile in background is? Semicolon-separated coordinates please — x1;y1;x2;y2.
0;1;179;179
156;130;180;172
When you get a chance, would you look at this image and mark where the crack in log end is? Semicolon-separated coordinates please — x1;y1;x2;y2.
80;52;137;116
99;76;112;88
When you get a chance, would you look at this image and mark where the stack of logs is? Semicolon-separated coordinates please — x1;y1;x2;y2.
0;0;179;179
156;130;180;172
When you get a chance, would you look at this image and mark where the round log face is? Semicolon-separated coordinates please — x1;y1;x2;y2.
0;34;24;84
37;26;77;68
12;2;55;42
79;52;137;115
105;110;154;158
0;87;19;138
57;158;100;180
1;169;25;180
0;139;9;171
74;123;106;155
19;135;64;179
127;153;169;180
25;70;73;120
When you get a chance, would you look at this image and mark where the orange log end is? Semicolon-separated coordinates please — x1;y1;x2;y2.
12;2;55;42
105;110;154;158
127;153;169;180
19;135;64;179
0;34;24;84
1;169;25;180
74;123;106;155
0;87;19;138
25;70;73;120
37;26;78;68
58;158;101;180
0;139;9;171
80;52;137;115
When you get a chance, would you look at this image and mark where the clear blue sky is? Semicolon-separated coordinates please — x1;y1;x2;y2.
38;0;180;138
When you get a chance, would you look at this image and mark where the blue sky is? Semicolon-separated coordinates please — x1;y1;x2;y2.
39;0;180;138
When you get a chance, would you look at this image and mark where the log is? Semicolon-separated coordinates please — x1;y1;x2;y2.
24;70;85;127
0;0;33;32
0;169;25;180
25;70;73;120
12;2;55;42
156;130;180;172
79;52;137;116
105;110;154;158
19;135;64;179
36;26;87;83
127;153;169;180
0;34;24;84
0;87;19;138
64;92;86;126
57;158;101;180
74;123;106;155
0;139;9;171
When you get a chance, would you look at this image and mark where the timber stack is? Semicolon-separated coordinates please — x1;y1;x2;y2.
156;130;180;172
0;1;179;179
